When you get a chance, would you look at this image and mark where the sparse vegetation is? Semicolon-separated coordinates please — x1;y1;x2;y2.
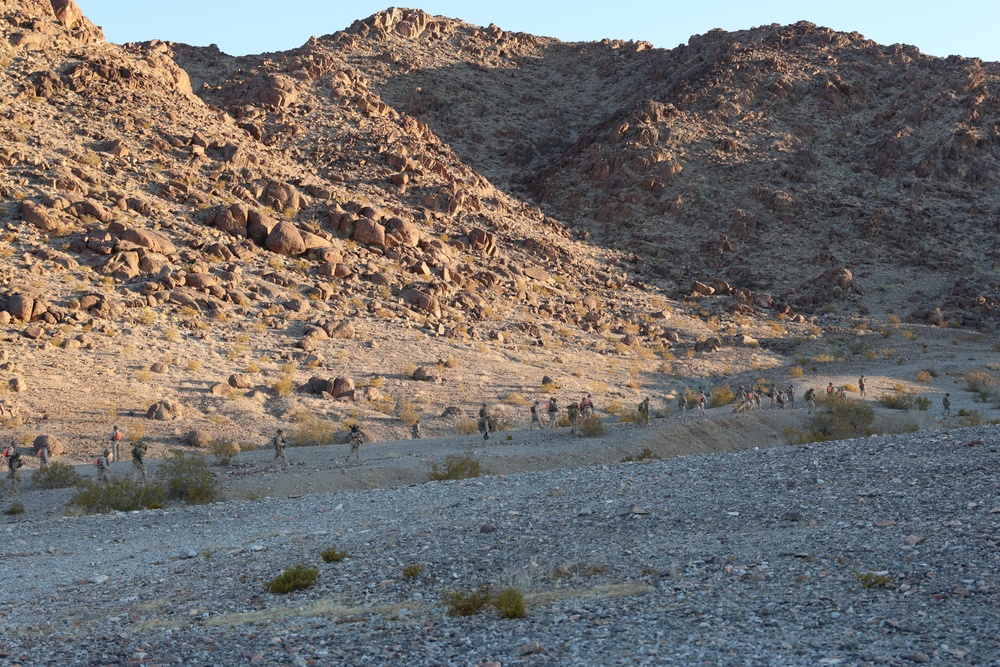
402;563;424;579
5;501;25;515
321;547;348;563
266;565;319;594
492;587;527;619
68;478;168;515
288;413;337;447
709;385;734;408
578;414;606;437
428;453;483;481
157;451;218;504
855;571;893;589
442;585;493;617
210;440;240;466
32;461;81;489
620;448;660;463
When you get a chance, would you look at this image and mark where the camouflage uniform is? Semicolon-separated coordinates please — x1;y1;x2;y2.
347;425;363;462
132;440;149;483
478;404;491;441
567;402;580;435
858;376;866;398
271;429;289;469
529;401;543;430
805;388;816;414
96;450;111;484
546;398;558;429
411;420;421;439
942;393;951;416
638;397;650;426
7;450;23;495
580;394;595;418
677;393;688;419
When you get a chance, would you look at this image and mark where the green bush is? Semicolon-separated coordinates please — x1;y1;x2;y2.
68;478;168;514
492;587;527;619
855;571;893;589
620;448;661;463
878;392;930;411
578;414;606;437
32;461;82;489
617;409;638;424
158;451;218;504
289;414;338;447
709;384;734;408
964;371;996;394
402;563;424;579
442;585;493;616
428;453;483;481
321;547;348;563
266;564;318;594
211;440;240;466
808;398;875;440
782;427;827;445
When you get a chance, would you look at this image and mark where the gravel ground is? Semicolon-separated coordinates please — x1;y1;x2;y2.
2;426;998;666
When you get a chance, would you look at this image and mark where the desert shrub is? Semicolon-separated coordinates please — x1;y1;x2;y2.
541;381;558;393
808;398;875;440
289;414;337;447
550;563;610;579
556;413;571;428
916;371;933;383
455;420;479;436
5;501;25;515
125;423;145;443
402;563;424;579
321;547;348;563
878;392;929;411
578;414;605;437
32;461;82;489
965;371;996;394
955;410;984;427
211;440;240;466
618;409;638;424
620;448;661;463
604;400;623;416
900;330;917;340
158;451;218;504
266;565;318;594
709;384;734;408
501;392;530;406
782;427;827;445
272;374;294;397
789;366;804;378
428;453;482;481
492;587;527;619
68;478;167;514
442;585;493;617
855;571;892;589
398;401;420;426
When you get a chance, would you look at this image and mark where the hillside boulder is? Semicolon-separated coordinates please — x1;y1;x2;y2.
147;399;183;421
265;221;306;256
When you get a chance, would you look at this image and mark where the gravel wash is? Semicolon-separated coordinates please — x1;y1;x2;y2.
2;427;998;667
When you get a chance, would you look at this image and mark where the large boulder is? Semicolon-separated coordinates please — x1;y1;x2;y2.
386;217;420;247
122;228;176;254
331;376;355;399
147;399;183;421
33;434;65;458
265;221;306;256
228;373;253;389
6;294;34;321
353;219;386;246
186;429;213;448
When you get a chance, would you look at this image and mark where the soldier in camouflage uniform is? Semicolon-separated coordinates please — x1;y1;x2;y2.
567;401;580;435
270;429;289;469
7;448;24;495
132;439;149;483
347;423;363;462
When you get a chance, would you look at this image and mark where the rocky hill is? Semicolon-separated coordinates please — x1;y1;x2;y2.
1;2;999;459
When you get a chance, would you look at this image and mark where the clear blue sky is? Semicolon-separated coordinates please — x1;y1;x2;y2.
76;1;1000;62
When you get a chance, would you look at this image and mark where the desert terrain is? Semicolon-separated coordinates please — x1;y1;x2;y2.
0;1;999;664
